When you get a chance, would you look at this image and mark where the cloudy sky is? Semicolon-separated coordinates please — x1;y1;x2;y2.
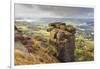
15;3;94;19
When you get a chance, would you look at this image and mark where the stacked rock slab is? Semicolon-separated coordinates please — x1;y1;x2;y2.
47;22;76;62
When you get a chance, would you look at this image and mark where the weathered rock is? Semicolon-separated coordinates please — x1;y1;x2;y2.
47;22;76;62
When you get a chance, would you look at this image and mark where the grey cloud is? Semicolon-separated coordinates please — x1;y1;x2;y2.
15;3;94;19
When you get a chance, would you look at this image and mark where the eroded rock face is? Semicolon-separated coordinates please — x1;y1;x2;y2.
47;22;76;62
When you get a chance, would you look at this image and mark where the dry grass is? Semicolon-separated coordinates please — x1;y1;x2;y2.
14;37;59;65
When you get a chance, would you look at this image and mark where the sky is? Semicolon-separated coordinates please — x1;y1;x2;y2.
15;3;94;20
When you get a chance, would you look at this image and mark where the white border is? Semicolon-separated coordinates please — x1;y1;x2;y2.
11;0;95;69
11;0;14;68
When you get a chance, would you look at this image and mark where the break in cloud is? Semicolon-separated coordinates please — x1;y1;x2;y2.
15;3;94;19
